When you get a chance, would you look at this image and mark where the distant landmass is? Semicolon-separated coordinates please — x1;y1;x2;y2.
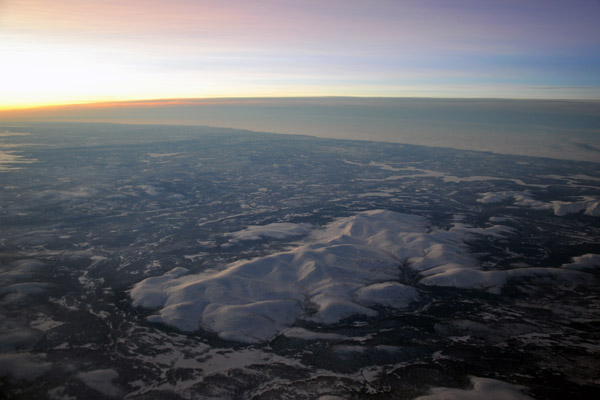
2;97;600;161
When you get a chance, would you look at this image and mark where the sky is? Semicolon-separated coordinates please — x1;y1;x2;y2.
1;0;600;109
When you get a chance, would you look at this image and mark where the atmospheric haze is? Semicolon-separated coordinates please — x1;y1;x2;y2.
2;97;600;162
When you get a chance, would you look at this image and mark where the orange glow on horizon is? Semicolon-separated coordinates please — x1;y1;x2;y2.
0;95;401;114
2;1;598;111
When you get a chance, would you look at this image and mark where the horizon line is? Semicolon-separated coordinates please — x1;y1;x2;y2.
3;95;600;113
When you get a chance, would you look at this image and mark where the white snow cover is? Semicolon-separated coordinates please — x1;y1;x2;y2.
0;259;46;281
0;282;53;296
225;222;313;242
355;282;419;308
414;376;533;400
550;197;600;216
0;353;52;380
130;210;587;343
562;254;600;271
477;191;600;217
77;369;122;398
419;266;586;294
477;191;531;204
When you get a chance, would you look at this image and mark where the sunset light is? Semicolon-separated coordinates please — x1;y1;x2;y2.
2;1;600;398
2;0;599;110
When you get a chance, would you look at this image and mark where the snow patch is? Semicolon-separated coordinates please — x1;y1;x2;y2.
415;376;533;400
419;266;586;294
131;210;433;342
477;191;600;217
0;259;46;282
0;327;43;351
562;254;600;271
131;210;583;343
147;152;181;157
35;187;97;200
138;185;160;196
225;222;313;242
477;191;529;204
77;369;122;398
0;282;53;296
355;282;419;308
0;353;52;380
